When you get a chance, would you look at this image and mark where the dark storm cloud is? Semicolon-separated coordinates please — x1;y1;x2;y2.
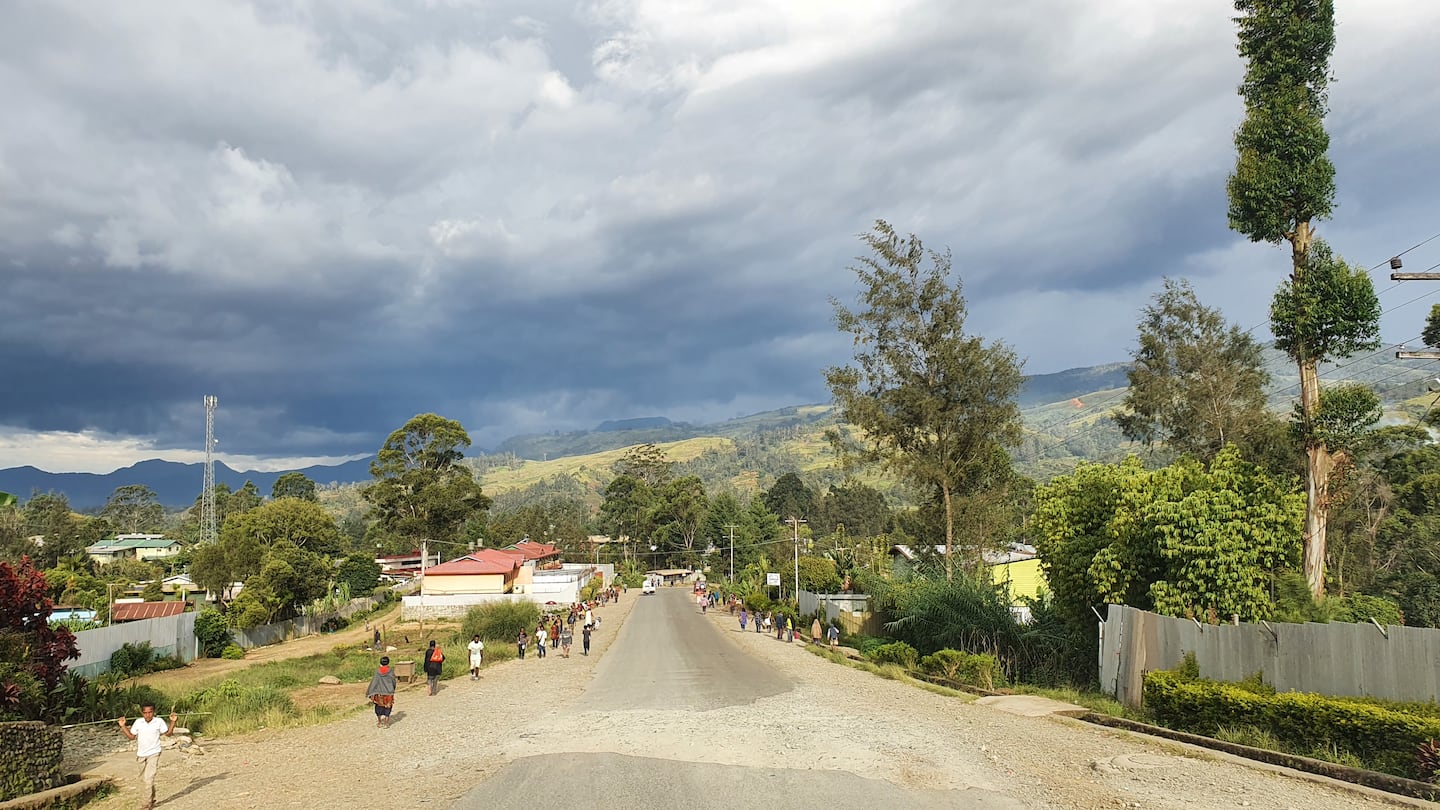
2;0;1438;472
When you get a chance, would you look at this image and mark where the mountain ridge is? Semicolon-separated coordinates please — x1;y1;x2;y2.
6;346;1432;508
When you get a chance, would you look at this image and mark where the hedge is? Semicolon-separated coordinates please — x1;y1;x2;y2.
1145;669;1440;778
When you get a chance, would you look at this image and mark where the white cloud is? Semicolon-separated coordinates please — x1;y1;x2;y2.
2;0;1438;471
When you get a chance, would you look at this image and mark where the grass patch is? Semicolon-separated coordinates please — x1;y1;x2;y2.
802;642;974;700
159;627;508;738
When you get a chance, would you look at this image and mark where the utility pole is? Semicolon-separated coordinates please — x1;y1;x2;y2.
1391;258;1440;359
201;395;218;545
723;523;738;581
786;517;806;603
419;538;428;633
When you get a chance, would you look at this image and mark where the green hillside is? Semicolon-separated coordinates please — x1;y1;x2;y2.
470;346;1440;508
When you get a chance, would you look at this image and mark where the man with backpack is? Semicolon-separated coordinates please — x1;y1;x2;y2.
423;639;444;695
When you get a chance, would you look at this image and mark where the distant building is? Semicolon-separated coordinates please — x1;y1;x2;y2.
49;607;97;624
374;548;442;578
161;574;199;594
888;542;1046;617
86;534;181;564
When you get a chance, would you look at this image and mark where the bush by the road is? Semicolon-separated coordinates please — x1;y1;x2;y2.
459;601;541;643
919;649;1003;690
866;641;917;669
194;609;233;658
1144;668;1440;779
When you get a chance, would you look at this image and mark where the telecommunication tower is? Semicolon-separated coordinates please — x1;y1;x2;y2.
201;395;218;544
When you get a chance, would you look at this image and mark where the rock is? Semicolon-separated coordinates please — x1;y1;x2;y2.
385;645;398;652
318;675;342;685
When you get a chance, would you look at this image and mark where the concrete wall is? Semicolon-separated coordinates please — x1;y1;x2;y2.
1099;604;1440;708
401;592;526;620
70;612;199;678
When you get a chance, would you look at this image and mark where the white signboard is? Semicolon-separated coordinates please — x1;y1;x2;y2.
766;572;781;587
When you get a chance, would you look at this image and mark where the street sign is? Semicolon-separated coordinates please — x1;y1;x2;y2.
766;572;781;587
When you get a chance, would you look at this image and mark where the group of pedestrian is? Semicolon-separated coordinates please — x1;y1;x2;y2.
518;599;602;660
736;607;841;649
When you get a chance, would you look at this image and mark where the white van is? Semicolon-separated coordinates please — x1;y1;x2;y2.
642;578;657;595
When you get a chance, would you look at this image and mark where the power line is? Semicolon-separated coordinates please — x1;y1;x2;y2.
1017;336;1437;464
1018;236;1440;465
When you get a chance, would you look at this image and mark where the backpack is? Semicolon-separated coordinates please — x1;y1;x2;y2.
429;646;444;663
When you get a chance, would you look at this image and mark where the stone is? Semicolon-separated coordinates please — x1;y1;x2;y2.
318;675;341;685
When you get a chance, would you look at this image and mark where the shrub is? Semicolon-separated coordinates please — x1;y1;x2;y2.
1175;650;1200;680
150;654;184;674
194;609;233;658
459;601;541;644
1329;594;1404;627
919;649;1004;690
580;578;602;602
109;642;156;677
1416;739;1440;783
221;644;245;660
867;641;918;669
1144;669;1440;779
846;635;891;657
742;592;772;614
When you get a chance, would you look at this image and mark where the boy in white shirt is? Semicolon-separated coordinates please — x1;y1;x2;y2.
467;634;485;680
117;702;177;810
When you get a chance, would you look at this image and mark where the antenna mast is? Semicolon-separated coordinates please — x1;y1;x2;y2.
202;395;218;544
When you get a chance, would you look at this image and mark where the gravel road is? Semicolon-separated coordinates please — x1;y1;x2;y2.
72;587;1417;809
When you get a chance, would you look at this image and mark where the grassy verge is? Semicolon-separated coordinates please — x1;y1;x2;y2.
159;623;520;738
802;644;973;700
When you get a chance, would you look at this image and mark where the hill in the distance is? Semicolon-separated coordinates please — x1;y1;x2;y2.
0;457;375;510
6;345;1433;509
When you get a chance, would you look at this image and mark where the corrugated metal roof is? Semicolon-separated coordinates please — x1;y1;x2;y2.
111;601;188;621
426;549;522;576
507;541;559;560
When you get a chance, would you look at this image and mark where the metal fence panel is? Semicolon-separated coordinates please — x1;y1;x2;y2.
71;612;198;678
1101;604;1440;707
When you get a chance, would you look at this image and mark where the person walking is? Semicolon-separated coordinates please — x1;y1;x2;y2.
827;622;840;651
560;624;573;658
467;634;485;680
422;639;445;695
517;628;528;660
739;607;748;631
117;702;177;810
811;616;823;645
582;622;592;656
373;628;382;651
535;625;548;659
366;656;397;727
551;619;561;649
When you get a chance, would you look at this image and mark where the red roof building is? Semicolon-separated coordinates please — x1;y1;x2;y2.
508;540;561;562
110;601;189;622
425;549;523;576
422;549;524;595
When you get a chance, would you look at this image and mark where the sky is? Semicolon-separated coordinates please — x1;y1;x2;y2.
3;0;1439;475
